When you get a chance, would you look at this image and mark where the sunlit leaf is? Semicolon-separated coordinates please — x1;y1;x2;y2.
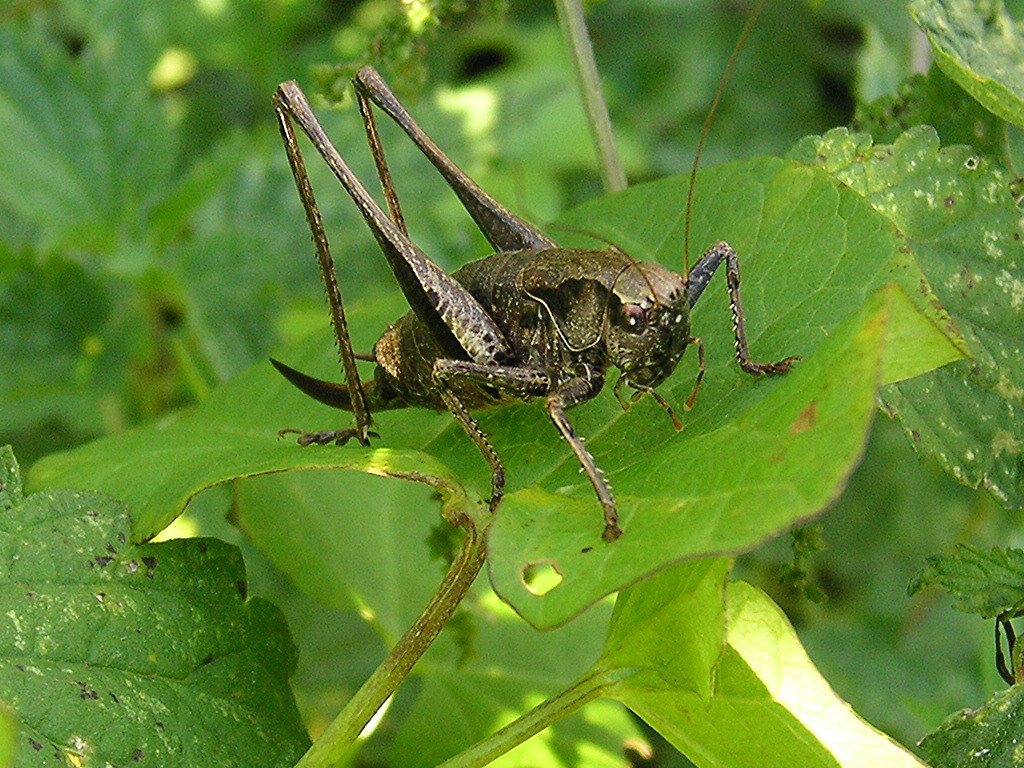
605;579;927;767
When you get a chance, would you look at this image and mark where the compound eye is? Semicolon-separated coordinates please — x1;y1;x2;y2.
618;303;647;333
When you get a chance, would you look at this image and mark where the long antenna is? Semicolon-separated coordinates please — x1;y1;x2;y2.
683;0;767;276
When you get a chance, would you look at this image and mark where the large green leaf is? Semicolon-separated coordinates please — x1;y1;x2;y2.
791;126;1024;508
27;288;477;545
909;0;1024;128
482;156;964;626
28;156;964;628
603;578;927;768
0;446;308;767
488;281;943;626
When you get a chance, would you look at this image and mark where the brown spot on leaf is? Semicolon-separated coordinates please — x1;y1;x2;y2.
790;402;817;434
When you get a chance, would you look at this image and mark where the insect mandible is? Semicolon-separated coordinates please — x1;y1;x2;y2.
271;32;799;543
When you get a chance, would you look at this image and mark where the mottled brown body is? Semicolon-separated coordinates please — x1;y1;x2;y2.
371;248;690;413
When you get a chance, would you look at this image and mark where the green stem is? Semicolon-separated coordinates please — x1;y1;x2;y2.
553;0;627;193
434;666;636;768
295;515;488;768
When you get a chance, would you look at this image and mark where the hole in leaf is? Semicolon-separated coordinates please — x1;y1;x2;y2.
522;561;562;596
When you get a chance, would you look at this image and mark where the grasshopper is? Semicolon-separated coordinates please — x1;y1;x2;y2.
271;64;798;543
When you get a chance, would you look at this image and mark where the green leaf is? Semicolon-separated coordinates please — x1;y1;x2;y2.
607;581;927;768
30;157;965;628
791;126;1024;507
919;683;1024;767
908;0;1024;128
909;544;1024;618
0;14;177;256
478;156;962;625
27;314;479;544
0;704;14;768
854;65;1011;166
0;447;309;767
599;558;731;704
234;470;460;638
390;596;643;768
488;281;954;627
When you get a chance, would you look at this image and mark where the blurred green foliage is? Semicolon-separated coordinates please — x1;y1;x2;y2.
1;0;1022;766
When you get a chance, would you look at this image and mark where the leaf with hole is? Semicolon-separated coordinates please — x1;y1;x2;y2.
29;157;965;628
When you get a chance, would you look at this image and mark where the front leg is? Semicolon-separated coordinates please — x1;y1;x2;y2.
545;373;622;542
687;241;801;377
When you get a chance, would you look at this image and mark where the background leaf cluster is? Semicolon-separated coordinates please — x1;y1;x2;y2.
1;0;1023;767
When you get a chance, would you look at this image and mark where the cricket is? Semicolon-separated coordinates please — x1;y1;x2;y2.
270;18;798;543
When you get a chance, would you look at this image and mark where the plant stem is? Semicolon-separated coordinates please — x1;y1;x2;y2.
434;666;636;768
553;0;627;194
294;515;488;768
